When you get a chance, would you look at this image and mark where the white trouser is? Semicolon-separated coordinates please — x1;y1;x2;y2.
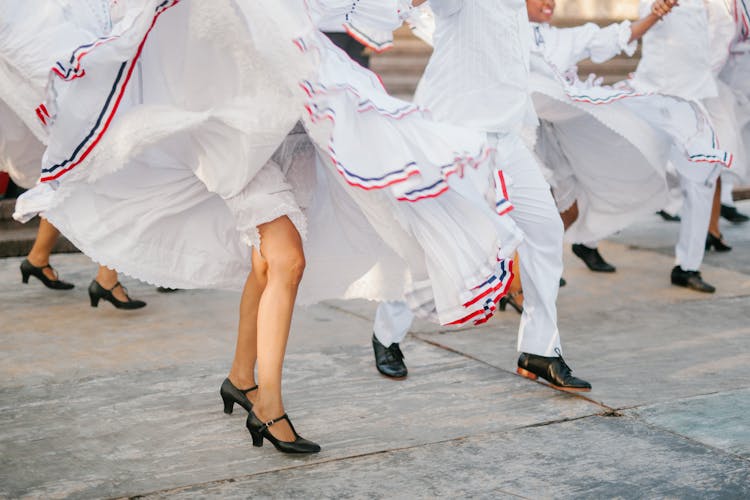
673;153;721;271
374;135;565;357
662;166;684;217
373;301;413;347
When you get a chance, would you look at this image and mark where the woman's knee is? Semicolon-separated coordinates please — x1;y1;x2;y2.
266;248;306;286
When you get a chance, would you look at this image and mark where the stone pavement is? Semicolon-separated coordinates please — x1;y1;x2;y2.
1;201;749;499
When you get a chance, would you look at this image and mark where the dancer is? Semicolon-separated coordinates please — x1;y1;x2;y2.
0;3;145;309
719;0;750;223
527;0;679;275
373;0;593;391
632;0;745;264
12;0;524;453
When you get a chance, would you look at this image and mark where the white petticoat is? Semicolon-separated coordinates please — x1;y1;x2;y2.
12;0;522;327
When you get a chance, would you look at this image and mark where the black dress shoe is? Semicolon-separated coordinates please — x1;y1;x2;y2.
517;349;591;392
156;287;179;293
670;266;715;293
657;210;681;222
220;378;258;414
20;259;74;290
571;244;616;273
88;280;147;309
705;232;732;252
720;204;749;223
372;334;408;379
246;411;321;454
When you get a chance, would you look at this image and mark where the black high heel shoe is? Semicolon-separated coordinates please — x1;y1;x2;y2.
20;259;74;290
88;280;147;309
705;232;732;252
499;290;523;314
246;411;321;454
220;378;258;414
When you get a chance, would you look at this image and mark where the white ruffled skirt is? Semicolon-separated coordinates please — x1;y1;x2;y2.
530;71;733;243
12;0;522;326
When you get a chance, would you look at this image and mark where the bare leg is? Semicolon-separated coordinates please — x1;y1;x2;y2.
27;218;61;280
226;253;266;402
560;200;579;231
507;252;524;307
95;266;138;303
245;216;305;442
708;177;722;238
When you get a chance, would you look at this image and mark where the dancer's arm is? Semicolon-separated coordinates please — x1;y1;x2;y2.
564;0;677;67
629;0;679;42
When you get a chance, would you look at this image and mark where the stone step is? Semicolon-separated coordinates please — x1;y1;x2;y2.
0;199;37;231
0;226;78;258
0;198;78;257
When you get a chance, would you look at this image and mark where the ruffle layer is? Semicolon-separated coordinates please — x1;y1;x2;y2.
15;0;523;327
553;72;734;169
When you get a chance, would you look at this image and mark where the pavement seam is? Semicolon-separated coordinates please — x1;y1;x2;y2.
609;386;750;414
123;414;602;500
412;333;614;412
626;413;750;464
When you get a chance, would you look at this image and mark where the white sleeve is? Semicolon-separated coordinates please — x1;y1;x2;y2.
429;0;463;18
588;21;637;63
555;22;636;69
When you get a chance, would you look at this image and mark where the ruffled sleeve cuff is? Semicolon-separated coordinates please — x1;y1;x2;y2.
588;20;636;64
618;20;638;57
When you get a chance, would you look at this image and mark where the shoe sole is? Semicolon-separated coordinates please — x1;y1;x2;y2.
377;371;408;380
670;281;715;294
516;367;592;393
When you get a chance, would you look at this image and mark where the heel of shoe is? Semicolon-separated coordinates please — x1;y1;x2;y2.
249;429;263;447
517;367;538;381
21;270;30;284
221;393;234;415
89;292;100;308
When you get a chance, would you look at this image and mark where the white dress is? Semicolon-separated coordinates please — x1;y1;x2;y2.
718;0;750;188
8;0;522;327
631;0;746;186
0;0;111;188
529;21;669;243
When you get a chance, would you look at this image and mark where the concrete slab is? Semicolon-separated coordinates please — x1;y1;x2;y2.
630;388;750;459
139;416;750;499
410;230;750;409
2;199;749;498
0;343;596;498
1;256;384;387
416;292;750;410
609;199;750;276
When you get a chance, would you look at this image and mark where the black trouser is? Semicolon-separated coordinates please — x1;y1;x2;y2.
323;32;371;69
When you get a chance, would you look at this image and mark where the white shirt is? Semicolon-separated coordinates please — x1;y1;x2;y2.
530;21;636;78
632;0;721;100
414;0;536;134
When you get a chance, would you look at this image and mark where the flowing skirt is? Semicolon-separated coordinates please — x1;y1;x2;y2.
12;0;522;326
530;71;733;242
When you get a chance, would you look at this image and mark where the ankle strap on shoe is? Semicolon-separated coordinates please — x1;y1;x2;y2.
243;385;258;394
260;413;288;432
107;281;122;292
